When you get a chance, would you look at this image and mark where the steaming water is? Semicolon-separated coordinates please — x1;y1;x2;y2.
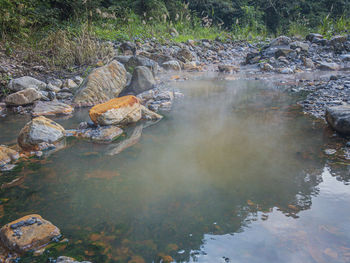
0;78;350;263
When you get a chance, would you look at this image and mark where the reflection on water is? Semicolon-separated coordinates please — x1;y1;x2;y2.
0;78;349;263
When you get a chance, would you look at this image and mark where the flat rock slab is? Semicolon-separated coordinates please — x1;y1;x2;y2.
326;105;350;135
5;88;42;106
76;126;123;142
32;101;74;117
0;214;60;253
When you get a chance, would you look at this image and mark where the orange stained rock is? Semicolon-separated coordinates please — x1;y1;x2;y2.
89;95;140;124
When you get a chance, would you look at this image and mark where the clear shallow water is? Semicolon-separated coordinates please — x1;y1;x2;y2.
0;78;350;263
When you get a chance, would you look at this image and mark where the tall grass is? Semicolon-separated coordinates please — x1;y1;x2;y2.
93;10;226;43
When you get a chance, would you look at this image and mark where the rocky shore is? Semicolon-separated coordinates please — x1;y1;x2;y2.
0;32;350;261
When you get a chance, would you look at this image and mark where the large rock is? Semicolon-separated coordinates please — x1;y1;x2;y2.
76;125;123;143
0;146;19;167
0;214;61;253
326;105;350;135
89;95;142;126
18;116;65;150
124;56;158;75
32;101;74;117
8;76;46;92
128;66;156;94
5;88;42;106
73;60;127;107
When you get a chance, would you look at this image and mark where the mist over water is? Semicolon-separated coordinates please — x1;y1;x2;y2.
0;78;349;262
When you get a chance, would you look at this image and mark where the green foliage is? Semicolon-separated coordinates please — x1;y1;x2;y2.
0;0;349;49
318;15;350;39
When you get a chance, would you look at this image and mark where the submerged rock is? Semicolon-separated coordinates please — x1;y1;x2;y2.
0;146;19;167
8;76;46;92
0;214;61;253
18;116;65;150
76;125;123;143
32;101;74;117
127;66;156;94
73;60;127;107
56;256;91;263
5;88;42;106
326;105;350;135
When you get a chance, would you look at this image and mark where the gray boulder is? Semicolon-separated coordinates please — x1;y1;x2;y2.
128;66;156;94
326;105;350;135
125;56;158;75
5;88;42;106
8;76;46;92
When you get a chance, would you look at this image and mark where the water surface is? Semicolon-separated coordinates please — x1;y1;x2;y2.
0;78;349;263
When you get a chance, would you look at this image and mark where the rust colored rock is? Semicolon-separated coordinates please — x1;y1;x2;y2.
89;95;142;126
73;60;127;107
0;214;61;253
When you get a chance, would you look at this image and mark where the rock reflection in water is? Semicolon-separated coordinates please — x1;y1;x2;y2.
106;125;143;156
0;79;349;263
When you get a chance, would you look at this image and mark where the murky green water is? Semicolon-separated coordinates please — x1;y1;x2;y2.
0;78;350;263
